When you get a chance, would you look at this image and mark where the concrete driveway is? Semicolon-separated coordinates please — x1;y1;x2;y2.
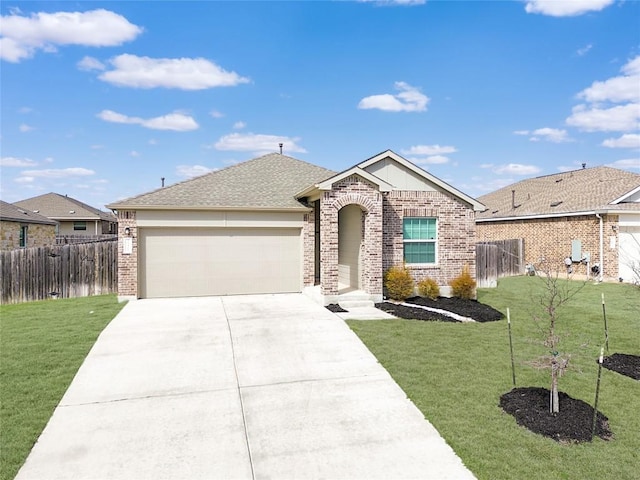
16;294;475;480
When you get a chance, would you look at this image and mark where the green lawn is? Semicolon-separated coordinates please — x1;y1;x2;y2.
0;295;126;480
348;276;640;480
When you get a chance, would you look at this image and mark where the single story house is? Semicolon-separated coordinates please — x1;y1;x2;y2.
107;150;485;303
476;166;640;284
13;192;117;236
0;200;58;250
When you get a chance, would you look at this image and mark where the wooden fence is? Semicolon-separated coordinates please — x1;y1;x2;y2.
0;240;117;304
56;234;117;245
476;239;525;288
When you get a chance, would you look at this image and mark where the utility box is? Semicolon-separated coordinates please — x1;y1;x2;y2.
571;239;582;262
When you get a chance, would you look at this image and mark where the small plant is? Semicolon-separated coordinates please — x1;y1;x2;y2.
384;264;415;301
418;277;440;300
449;264;476;300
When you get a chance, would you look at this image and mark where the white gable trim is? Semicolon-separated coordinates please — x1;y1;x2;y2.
358;150;485;211
611;185;640;204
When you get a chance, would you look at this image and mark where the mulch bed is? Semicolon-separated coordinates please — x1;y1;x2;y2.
375;296;504;323
500;387;612;443
602;353;640;380
375;302;461;322
325;304;348;313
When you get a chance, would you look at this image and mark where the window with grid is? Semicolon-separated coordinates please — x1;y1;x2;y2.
73;221;87;231
403;217;436;264
19;225;28;248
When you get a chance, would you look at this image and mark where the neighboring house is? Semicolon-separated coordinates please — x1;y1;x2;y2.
13;193;117;236
107;150;485;303
476;166;640;284
0;200;58;250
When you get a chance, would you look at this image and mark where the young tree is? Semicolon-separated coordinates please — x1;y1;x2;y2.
528;259;586;414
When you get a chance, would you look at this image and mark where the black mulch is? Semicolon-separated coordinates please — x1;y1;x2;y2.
500;387;612;443
405;296;504;322
375;302;461;322
602;353;640;380
325;304;348;313
375;296;504;323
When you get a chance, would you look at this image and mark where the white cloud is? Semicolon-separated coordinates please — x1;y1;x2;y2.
18;106;33;114
358;82;429;112
525;0;614;17
130;150;140;157
602;134;640;149
210;110;224;118
566;103;640;132
494;164;541;175
401;144;457;155
20;167;95;178
97;109;199;131
567;56;640;133
0;9;142;62
77;55;105;71
577;44;592;56
90;144;104;150
531;127;571;143
15;176;35;184
19;123;34;132
176;164;215;178
1;156;37;167
606;158;640;169
98;54;250;90
214;133;307;154
148;139;157;145
233;121;246;130
513;130;530;136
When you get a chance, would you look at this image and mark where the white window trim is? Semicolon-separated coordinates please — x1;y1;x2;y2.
403;217;438;265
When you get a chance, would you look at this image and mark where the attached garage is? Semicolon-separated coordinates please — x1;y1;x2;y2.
138;226;302;298
618;214;640;284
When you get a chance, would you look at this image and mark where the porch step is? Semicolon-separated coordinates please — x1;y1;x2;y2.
338;299;375;309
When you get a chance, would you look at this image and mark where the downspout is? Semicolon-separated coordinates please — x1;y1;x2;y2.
595;213;603;282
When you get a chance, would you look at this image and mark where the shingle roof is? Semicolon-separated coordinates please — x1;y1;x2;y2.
107;153;337;210
477;166;640;220
0;200;58;225
13;193;115;221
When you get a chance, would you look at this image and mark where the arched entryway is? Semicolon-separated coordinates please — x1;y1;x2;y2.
338;204;364;292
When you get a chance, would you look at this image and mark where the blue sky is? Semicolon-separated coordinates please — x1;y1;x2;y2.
1;0;639;210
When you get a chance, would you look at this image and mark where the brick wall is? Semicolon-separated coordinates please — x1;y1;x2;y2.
0;221;56;250
302;209;315;287
320;175;383;297
383;191;477;286
116;210;138;297
476;214;619;279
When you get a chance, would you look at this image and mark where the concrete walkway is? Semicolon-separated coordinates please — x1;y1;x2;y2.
17;294;475;480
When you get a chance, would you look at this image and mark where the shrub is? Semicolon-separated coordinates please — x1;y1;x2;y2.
417;277;440;300
449;265;476;300
384;265;415;301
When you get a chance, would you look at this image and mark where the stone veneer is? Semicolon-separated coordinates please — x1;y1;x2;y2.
116;210;138;298
476;214;619;279
0;221;56;250
383;190;477;286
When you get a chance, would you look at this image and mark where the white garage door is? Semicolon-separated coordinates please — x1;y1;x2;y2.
619;225;640;284
139;227;301;298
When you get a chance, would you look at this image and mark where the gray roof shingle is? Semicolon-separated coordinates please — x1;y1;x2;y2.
108;153;337;210
477;166;640;220
0;200;58;225
13;193;115;221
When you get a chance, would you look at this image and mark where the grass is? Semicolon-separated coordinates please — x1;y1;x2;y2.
0;295;126;480
348;276;640;480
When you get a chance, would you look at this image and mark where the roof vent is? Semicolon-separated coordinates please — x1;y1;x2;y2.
279;143;283;154
582;163;586;169
33;210;39;213
555;178;563;183
69;210;75;214
550;201;563;207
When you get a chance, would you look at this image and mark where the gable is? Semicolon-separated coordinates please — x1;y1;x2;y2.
363;157;438;192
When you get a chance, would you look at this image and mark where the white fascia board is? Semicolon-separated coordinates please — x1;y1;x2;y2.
358;150;486;211
477;210;599;222
610;185;640;204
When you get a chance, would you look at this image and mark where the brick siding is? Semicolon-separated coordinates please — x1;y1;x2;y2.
116;210;138;297
476;214;620;279
383;190;477;285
